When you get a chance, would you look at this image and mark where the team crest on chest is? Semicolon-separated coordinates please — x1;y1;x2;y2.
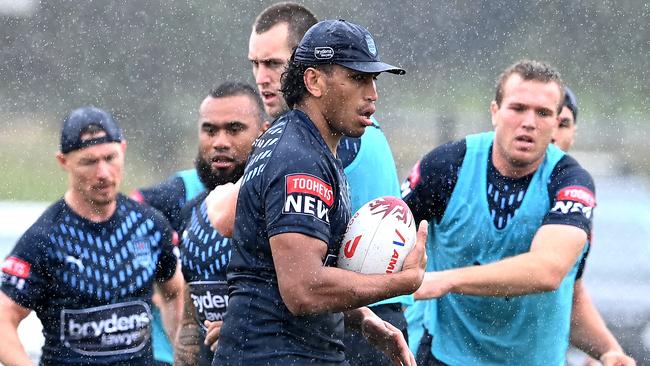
132;237;153;268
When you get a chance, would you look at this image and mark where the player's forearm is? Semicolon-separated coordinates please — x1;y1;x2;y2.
283;266;416;315
0;321;34;366
174;322;202;366
570;280;624;359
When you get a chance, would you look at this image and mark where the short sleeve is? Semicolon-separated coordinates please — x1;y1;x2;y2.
265;156;336;244
402;139;466;224
0;230;49;310
542;155;596;236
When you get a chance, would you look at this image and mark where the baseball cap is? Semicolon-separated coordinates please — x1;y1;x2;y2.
563;86;578;122
60;106;123;153
294;19;405;75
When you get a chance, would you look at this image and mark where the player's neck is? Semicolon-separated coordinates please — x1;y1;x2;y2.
491;146;543;179
64;190;117;223
295;104;341;157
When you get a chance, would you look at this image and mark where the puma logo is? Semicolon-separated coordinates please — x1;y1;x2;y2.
65;255;84;270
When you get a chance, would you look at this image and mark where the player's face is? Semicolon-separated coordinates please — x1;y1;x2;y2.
551;106;577;152
248;23;293;119
321;65;378;139
63;141;125;207
196;94;264;189
490;73;562;177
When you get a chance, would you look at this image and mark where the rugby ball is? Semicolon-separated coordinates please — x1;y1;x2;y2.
338;196;416;274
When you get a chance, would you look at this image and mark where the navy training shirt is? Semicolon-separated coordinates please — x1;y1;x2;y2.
178;191;231;366
132;175;189;232
213;109;352;365
0;194;177;365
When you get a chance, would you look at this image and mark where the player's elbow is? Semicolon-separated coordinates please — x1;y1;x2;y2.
280;286;322;316
537;266;566;292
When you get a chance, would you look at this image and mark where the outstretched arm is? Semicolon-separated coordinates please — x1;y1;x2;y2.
415;224;586;299
570;279;635;366
0;291;34;366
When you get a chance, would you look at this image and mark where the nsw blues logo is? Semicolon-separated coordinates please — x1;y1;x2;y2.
132;238;153;268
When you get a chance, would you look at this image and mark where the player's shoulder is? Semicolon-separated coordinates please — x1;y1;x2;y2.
550;154;595;190
13;199;68;252
133;175;186;204
420;138;467;175
120;194;171;228
179;191;209;221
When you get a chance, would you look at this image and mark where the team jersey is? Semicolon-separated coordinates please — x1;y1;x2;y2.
0;195;177;366
131;168;205;364
402;132;595;366
213;109;352;365
178;191;231;366
132;169;205;232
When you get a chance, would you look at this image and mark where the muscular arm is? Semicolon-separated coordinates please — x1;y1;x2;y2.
156;265;184;348
570;279;635;365
416;224;586;298
174;283;202;366
270;222;427;316
0;291;34;366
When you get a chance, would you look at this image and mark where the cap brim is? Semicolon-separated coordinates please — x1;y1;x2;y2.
337;61;406;75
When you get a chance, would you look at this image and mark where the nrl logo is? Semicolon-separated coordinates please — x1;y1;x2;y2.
315;47;334;59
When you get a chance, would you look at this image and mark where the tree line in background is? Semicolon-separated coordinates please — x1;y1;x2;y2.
1;0;648;182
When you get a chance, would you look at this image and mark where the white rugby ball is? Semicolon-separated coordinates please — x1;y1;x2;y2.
338;196;416;274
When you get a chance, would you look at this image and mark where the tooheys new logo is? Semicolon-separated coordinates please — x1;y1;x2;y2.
188;281;229;330
551;186;596;219
61;301;151;356
283;174;334;223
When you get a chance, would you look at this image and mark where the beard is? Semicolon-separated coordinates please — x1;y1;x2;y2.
194;152;245;191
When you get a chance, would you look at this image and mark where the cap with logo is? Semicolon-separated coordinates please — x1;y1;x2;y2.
294;19;405;75
563;86;578;123
60;106;123;153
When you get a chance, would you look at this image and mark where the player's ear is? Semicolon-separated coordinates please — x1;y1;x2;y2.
490;101;499;127
56;151;69;171
303;67;324;98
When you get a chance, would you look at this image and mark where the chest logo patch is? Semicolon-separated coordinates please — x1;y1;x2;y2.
283;174;333;223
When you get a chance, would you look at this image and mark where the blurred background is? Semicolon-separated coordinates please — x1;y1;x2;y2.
1;0;649;363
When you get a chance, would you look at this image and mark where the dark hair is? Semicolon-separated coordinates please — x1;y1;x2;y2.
280;51;332;109
495;60;565;113
208;81;266;124
253;2;318;49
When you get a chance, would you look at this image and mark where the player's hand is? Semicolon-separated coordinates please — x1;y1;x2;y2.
203;320;223;352
361;313;415;366
600;350;636;366
413;271;453;300
205;178;241;237
400;220;428;293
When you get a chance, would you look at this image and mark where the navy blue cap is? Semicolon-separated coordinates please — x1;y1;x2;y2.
60;106;123;153
294;19;405;75
563;86;578;122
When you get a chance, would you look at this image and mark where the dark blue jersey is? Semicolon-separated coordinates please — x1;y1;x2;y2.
0;194;177;365
132;175;188;232
178;191;231;366
213;110;352;365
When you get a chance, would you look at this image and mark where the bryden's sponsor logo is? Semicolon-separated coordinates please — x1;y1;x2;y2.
552;186;596;219
189;281;229;330
61;301;151;356
283;174;333;223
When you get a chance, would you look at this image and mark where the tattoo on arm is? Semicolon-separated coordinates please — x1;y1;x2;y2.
174;284;202;366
